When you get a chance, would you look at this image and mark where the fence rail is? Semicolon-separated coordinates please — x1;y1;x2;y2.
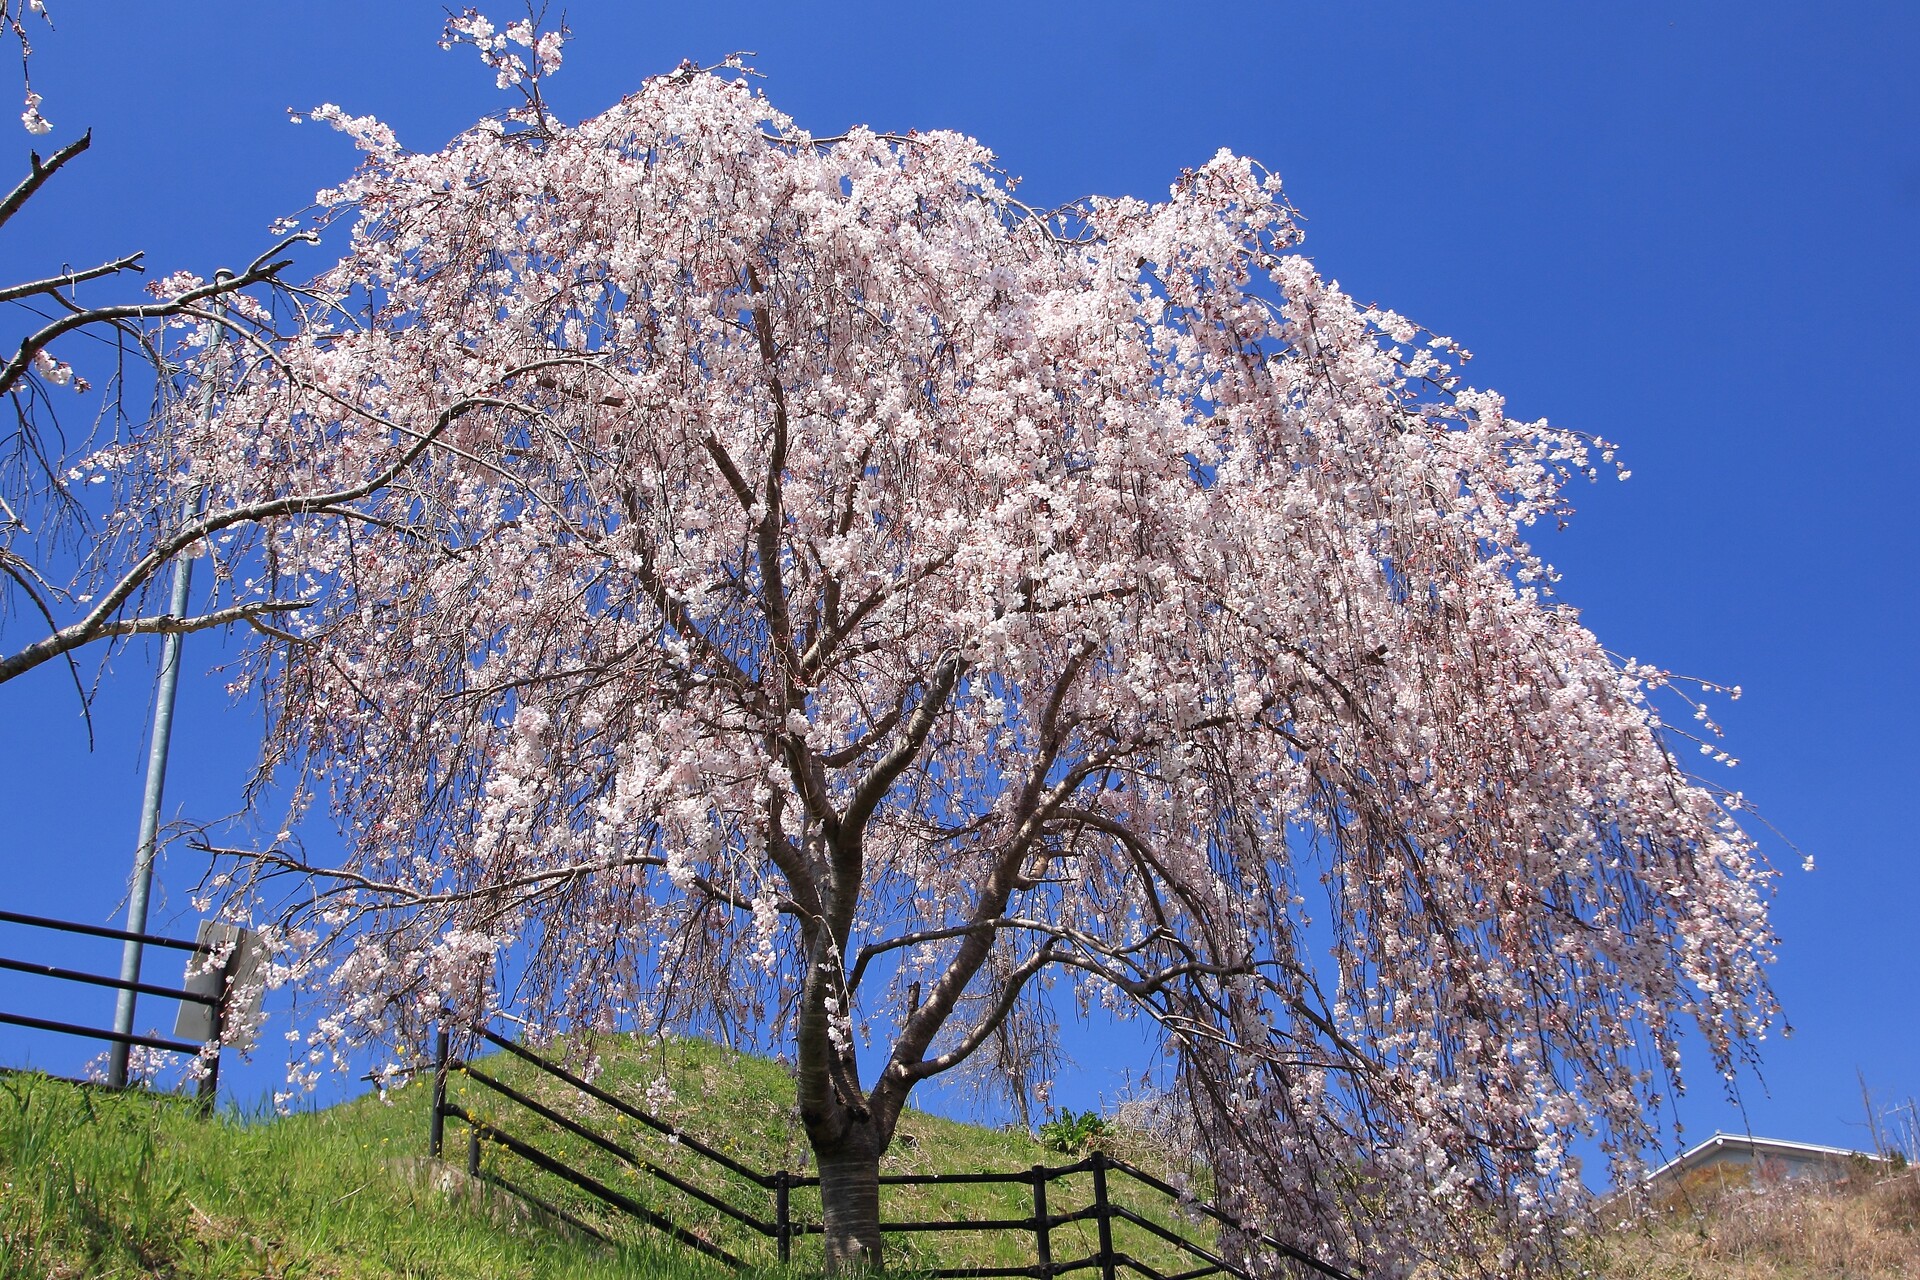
428;1023;1359;1280
0;909;238;1111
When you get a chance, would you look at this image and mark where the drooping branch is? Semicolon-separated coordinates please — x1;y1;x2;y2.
899;944;1058;1084
0;234;315;399
0;386;532;686
205;840;798;924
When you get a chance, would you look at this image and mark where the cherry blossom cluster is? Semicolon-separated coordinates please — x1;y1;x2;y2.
440;7;565;93
1;0;51;133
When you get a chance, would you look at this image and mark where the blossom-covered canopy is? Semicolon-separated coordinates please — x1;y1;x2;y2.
142;49;1773;1275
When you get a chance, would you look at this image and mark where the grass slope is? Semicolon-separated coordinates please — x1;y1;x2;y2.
0;1065;713;1280
0;1035;1212;1280
6;1037;1916;1279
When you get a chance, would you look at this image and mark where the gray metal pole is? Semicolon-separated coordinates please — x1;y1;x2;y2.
107;314;224;1089
106;498;198;1087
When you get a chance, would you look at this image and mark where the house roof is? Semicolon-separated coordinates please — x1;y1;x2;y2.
1640;1131;1882;1185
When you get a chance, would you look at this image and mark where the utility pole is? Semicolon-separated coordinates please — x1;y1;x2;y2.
105;494;197;1086
107;311;222;1088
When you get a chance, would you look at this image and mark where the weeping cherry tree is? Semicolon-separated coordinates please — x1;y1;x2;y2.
91;17;1781;1275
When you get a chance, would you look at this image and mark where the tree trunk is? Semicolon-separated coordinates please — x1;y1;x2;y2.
816;1118;884;1272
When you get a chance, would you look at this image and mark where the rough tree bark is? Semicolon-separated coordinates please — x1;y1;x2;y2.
814;1115;886;1269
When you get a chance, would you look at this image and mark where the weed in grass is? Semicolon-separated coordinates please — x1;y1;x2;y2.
1036;1107;1112;1155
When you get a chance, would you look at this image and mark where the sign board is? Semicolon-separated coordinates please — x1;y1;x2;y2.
172;921;267;1050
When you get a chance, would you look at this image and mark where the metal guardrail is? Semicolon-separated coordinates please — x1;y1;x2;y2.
0;909;231;1110
428;1023;1360;1279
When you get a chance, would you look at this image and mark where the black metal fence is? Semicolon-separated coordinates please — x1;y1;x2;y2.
430;1024;1358;1279
0;908;232;1110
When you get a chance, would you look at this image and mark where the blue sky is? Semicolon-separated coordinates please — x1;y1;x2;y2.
0;1;1914;1168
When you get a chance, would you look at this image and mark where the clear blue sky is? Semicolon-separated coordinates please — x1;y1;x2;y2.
1;1;1913;1168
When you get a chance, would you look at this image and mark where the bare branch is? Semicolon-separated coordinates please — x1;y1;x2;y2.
0;131;89;232
0;384;532;686
900;945;1058;1083
8;597;313;664
0;252;144;305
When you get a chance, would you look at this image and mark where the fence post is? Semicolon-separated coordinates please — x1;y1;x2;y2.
467;1123;481;1179
775;1168;792;1263
429;1026;450;1159
1032;1164;1053;1278
1092;1150;1116;1280
194;968;225;1117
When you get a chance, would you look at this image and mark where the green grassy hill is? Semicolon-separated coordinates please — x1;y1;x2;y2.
0;1034;1211;1280
6;1039;1915;1279
0;1056;734;1280
0;1066;683;1279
